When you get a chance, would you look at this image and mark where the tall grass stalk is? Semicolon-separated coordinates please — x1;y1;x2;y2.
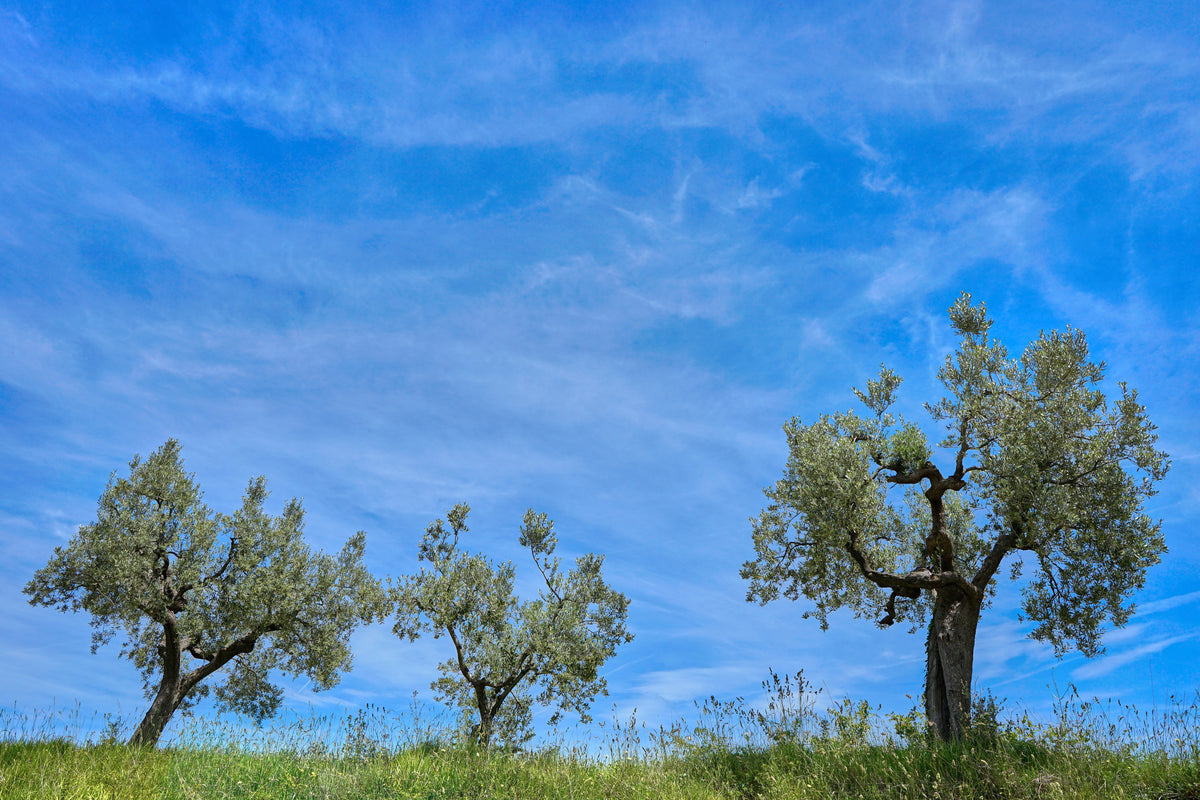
2;682;1197;799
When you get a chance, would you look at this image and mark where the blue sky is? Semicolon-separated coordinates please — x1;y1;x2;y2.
2;0;1198;743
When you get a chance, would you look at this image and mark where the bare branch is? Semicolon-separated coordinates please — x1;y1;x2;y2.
972;532;1017;591
845;529;979;603
529;549;563;603
181;631;261;694
952;419;972;480
782;540;816;560
206;537;240;584
878;584;921;626
490;663;535;709
444;622;476;685
178;537;240;598
1044;459;1107;486
185;641;214;661
886;463;942;486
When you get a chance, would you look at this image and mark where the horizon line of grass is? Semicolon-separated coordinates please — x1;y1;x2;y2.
2;682;1199;799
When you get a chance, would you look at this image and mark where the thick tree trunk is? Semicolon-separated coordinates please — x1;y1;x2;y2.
129;617;188;747
125;612;263;746
924;585;980;741
128;675;187;746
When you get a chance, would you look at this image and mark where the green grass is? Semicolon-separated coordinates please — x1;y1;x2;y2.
0;740;167;799
2;686;1198;799
2;733;1197;800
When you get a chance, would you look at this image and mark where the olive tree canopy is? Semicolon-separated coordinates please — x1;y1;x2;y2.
24;439;387;746
391;504;633;748
742;294;1169;740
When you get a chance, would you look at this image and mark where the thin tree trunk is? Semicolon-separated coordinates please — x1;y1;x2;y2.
923;586;980;741
471;681;494;748
474;708;494;748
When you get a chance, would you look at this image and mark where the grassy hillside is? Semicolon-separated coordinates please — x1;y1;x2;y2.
2;686;1197;799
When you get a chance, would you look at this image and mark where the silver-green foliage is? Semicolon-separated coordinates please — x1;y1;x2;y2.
23;440;387;745
742;293;1168;700
390;504;633;747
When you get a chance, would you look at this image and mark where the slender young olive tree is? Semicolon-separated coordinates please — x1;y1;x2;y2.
391;504;633;748
742;294;1169;740
24;440;387;746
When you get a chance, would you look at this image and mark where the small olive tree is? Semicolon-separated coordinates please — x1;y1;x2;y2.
391;504;633;748
24;440;386;746
742;294;1169;740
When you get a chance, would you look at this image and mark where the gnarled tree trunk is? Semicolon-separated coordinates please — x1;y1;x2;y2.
128;617;190;746
924;584;980;741
129;674;189;746
127;618;260;746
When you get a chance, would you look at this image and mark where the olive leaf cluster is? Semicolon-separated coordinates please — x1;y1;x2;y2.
390;504;633;748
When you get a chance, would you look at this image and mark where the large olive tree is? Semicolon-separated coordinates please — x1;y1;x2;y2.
391;504;633;748
742;294;1169;740
24;439;386;746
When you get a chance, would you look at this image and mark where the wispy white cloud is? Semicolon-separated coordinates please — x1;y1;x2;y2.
1;0;1190;168
1136;590;1200;617
1071;633;1200;681
630;664;762;706
3;0;1199;739
842;186;1053;308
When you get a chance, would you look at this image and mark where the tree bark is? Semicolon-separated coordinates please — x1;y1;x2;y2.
923;585;980;741
128;674;188;746
474;707;494;748
128;613;186;747
471;681;494;748
127;622;261;746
